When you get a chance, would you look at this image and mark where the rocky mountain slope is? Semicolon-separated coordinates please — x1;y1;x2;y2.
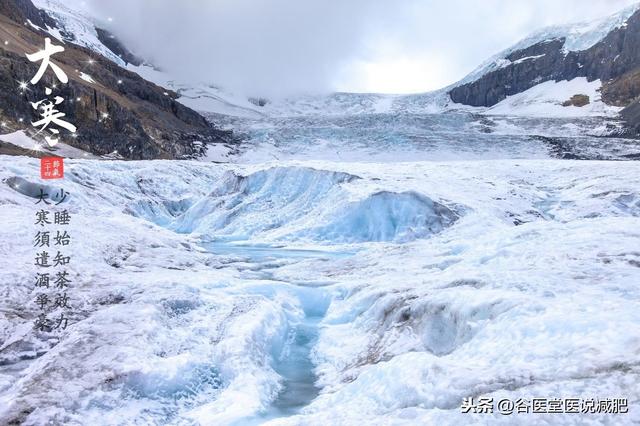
0;0;233;159
448;4;640;135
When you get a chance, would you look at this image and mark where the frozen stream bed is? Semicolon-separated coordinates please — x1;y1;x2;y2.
1;129;640;424
196;241;344;423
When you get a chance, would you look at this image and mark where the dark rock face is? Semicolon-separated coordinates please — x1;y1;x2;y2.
0;0;234;159
0;140;49;156
0;0;56;29
95;27;143;66
621;100;640;135
601;68;640;106
449;10;640;108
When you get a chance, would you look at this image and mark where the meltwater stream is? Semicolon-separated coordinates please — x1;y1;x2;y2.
269;313;323;416
201;241;343;425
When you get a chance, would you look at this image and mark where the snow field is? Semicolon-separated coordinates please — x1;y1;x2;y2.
1;157;639;424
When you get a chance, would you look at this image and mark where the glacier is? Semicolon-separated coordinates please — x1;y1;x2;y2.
1;146;640;424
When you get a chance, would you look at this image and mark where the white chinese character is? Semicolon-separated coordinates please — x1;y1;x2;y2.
548;398;563;413
461;397;477;413
515;398;531;414
31;94;77;147
613;398;629;413
600;399;614;413
477;397;494;414
581;398;598;413
532;398;548;414
26;37;68;85
564;397;580;413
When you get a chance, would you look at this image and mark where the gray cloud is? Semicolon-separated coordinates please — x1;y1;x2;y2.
85;0;639;95
86;0;393;97
358;0;639;92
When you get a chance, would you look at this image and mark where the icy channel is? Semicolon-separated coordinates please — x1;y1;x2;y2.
197;241;337;425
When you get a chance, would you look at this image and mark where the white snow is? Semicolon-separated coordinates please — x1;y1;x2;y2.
0;157;639;425
78;72;95;84
0;130;43;151
125;64;266;119
511;54;546;65
31;0;127;66
483;77;621;117
0;130;95;159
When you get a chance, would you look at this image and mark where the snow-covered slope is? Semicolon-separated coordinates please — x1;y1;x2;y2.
31;0;126;66
125;64;267;119
448;2;640;122
484;77;621;117
125;65;452;118
0;131;97;159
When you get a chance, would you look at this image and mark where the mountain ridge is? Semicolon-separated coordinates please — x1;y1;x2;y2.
448;3;640;135
0;0;234;159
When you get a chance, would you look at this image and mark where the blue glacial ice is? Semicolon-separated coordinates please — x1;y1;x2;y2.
171;166;358;238
295;190;460;243
166;166;461;244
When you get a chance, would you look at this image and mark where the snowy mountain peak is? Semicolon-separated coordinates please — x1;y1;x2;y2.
29;0;141;68
458;3;640;87
448;1;640;131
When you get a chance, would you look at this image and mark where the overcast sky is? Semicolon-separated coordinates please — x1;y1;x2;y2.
84;0;638;96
